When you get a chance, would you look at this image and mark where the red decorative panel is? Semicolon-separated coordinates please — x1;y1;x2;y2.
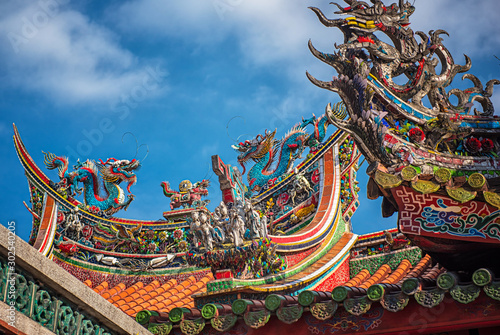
312;255;349;292
393;185;500;244
215;269;233;279
284;244;321;267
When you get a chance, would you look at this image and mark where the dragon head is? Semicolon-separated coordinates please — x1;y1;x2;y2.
283;126;308;160
310;1;415;40
232;129;277;175
98;158;140;193
300;114;317;129
193;179;210;195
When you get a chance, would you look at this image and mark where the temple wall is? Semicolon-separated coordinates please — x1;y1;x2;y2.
0;223;151;335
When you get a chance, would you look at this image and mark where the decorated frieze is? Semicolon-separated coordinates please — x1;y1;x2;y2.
393;185;500;243
0;256;113;335
26;181;44;245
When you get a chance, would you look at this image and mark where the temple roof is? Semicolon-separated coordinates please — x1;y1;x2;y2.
133;256;500;334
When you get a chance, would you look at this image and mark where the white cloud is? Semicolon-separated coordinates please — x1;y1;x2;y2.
112;0;341;72
410;0;500;59
111;0;500;84
112;0;224;42
0;1;153;105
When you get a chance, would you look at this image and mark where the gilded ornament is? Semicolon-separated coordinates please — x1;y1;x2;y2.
401;166;418;181
484;192;500;209
411;180;440;194
375;170;402;189
467;173;486;188
179;180;192;192
434;168;451;183
446;187;476;203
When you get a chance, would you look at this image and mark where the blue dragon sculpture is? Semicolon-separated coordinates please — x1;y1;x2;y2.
43;153;140;215
299;112;331;149
232;127;308;192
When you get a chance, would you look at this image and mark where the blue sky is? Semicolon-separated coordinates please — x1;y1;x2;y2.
1;0;499;242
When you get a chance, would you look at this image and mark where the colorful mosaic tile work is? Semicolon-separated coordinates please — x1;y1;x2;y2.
284;244;321;267
349;247;422;277
312;255;350;292
52;250;212;291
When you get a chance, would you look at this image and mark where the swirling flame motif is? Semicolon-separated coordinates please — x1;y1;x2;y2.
416;198;500;240
307;0;500;168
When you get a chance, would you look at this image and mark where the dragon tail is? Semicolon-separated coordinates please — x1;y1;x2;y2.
43;151;69;179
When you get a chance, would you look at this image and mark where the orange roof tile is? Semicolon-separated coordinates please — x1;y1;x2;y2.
93;281;108;294
121;280;160;312
381;259;412;284
344;269;370;287
359;264;391;289
94;273;214;318
401;254;432;282
102;282;126;300
83;279;92;288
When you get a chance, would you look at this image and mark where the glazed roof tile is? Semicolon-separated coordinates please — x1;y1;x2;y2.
358;263;391;289
134;259;500;334
400;254;432;281
382;259;411;284
92;281;108;294
101;282;126;300
86;272;214;318
344;268;370;287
